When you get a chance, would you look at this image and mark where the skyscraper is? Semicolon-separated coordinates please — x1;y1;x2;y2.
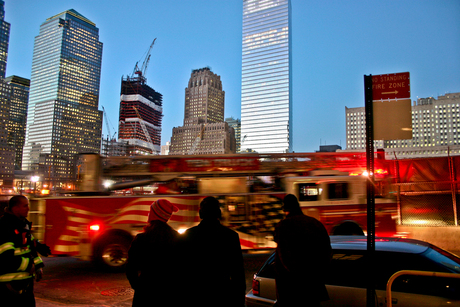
0;0;13;181
225;117;241;152
118;75;163;155
0;0;10;79
169;67;235;155
5;76;29;169
22;10;103;184
241;0;292;153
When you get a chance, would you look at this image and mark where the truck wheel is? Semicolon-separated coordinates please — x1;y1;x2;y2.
96;237;130;270
333;222;364;236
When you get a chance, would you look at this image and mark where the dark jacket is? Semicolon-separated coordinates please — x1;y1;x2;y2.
181;219;246;307
274;213;331;306
0;212;44;297
126;220;179;306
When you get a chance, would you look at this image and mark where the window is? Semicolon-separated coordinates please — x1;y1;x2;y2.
327;182;349;199
298;183;321;201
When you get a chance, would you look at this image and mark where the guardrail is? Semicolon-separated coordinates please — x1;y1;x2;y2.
386;270;460;307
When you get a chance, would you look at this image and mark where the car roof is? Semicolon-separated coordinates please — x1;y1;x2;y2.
330;236;431;254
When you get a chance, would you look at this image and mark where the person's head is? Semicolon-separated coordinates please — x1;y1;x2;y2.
8;195;30;219
282;194;302;216
147;199;179;223
199;196;222;220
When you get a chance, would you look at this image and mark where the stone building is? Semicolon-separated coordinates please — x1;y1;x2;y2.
169;67;235;155
345;92;460;158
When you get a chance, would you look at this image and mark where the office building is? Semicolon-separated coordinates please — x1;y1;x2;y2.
118;75;163;155
161;141;170;155
345;92;460;158
0;0;13;182
226;117;241;152
241;0;292;153
169;67;235;155
0;0;9;79
5;76;29;169
22;10;103;184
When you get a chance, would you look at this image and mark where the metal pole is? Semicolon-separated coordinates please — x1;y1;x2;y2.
386;270;460;307
364;74;376;307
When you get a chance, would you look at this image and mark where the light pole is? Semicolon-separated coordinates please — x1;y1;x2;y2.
31;176;39;196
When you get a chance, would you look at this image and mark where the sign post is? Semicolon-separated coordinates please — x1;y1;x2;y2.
364;75;375;307
364;72;411;307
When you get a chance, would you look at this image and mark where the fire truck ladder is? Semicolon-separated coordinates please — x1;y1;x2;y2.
133;106;155;153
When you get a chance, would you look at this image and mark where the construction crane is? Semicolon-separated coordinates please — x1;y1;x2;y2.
131;38;156;80
189;123;207;155
102;106;116;140
133;106;155;153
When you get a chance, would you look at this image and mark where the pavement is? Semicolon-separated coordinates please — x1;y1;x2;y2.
36;250;460;306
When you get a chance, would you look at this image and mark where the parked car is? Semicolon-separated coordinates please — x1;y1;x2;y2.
246;236;460;307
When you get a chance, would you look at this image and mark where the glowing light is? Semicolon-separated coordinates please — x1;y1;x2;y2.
89;224;100;231
103;180;114;189
178;228;188;234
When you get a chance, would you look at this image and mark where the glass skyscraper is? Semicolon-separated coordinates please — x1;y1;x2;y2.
241;0;292;153
0;0;13;181
22;10;103;183
0;0;10;79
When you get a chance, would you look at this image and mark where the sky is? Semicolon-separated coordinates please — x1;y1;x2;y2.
4;0;460;153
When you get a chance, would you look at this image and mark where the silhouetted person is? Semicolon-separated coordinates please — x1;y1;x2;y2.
0;195;50;307
126;199;179;306
274;194;331;307
182;196;246;307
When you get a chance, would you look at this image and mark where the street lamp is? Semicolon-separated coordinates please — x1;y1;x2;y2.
31;176;39;196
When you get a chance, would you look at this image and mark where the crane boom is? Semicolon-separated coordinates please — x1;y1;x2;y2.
102;106;116;140
132;38;156;79
133;106;155;152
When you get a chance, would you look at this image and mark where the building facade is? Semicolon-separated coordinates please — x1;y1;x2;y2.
118;75;163;155
5;76;29;169
0;0;13;182
241;0;292;153
226;117;241;152
22;10;103;184
0;0;9;79
169;67;235;155
345;93;460;158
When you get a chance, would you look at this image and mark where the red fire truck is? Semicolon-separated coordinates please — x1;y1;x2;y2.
29;152;398;269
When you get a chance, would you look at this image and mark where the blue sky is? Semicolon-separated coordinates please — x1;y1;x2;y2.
4;0;460;153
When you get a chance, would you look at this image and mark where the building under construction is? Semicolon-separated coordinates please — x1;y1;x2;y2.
118;40;162;155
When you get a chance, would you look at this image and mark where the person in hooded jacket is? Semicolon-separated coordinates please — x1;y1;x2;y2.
181;196;246;307
274;194;331;307
0;195;51;307
126;199;179;306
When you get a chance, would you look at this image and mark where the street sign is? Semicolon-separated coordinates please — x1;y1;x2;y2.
372;72;410;100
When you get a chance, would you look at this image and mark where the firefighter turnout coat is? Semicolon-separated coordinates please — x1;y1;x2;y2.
0;212;44;293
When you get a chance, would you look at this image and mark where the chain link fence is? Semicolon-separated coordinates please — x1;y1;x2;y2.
389;156;460;227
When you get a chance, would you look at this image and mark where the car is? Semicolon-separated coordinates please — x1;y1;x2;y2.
245;236;460;307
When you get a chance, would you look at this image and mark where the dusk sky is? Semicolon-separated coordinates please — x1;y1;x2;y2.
4;0;460;153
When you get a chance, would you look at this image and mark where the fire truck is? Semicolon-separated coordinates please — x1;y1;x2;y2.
29;152;398;269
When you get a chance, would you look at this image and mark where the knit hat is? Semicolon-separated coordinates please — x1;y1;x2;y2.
147;199;179;223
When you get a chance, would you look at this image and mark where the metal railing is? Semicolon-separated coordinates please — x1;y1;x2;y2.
386;270;460;307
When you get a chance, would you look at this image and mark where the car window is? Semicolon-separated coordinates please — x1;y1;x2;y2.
257;253;276;278
424;248;460;273
326;250;367;288
326;249;460;299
